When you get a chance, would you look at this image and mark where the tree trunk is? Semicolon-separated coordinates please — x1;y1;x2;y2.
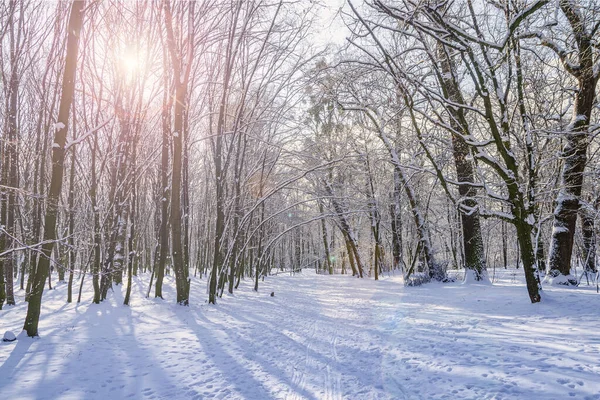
513;203;542;303
1;10;21;307
91;127;101;304
209;1;239;303
23;0;85;337
546;1;599;284
364;106;442;282
228;131;247;294
342;231;358;276
325;182;364;277
502;219;508;269
124;159;137;306
390;169;404;272
394;161;440;281
580;196;598;273
437;42;487;282
254;202;266;291
164;0;194;305
364;155;382;280
66;113;77;303
154;54;170;299
182;109;191;287
169;79;189;305
319;202;332;274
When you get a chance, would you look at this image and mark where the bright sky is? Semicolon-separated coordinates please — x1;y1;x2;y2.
314;0;348;48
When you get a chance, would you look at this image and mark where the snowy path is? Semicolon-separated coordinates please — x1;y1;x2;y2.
1;270;600;399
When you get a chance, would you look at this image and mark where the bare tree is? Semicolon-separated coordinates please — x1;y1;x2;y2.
23;0;85;336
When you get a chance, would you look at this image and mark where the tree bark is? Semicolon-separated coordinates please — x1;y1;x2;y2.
90;123;101;304
1;5;21;307
66;108;77;303
23;0;85;337
437;42;487;282
154;48;170;299
365;154;382;280
319;202;332;274
547;1;599;283
389;169;404;272
325;182;364;277
580;196;598;273
164;0;194;305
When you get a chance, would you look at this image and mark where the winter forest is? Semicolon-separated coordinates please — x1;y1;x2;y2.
0;0;599;399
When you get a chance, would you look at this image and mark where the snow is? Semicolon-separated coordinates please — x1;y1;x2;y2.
462;268;492;285
53;122;65;132
2;331;16;342
64;118;112;150
1;269;600;399
526;214;536;226
496;86;505;103
552;225;569;235
543;273;578;286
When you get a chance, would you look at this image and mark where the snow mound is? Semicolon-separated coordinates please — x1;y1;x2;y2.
3;331;16;342
463;269;492;285
543;272;578;286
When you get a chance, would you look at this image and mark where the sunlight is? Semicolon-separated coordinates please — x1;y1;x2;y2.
3;0;600;398
122;54;139;73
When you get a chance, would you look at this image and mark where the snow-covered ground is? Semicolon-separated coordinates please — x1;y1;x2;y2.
1;268;599;400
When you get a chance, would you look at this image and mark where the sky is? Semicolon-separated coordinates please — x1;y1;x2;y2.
314;0;348;48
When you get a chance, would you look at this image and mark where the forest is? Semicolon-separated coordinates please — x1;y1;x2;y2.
0;0;599;399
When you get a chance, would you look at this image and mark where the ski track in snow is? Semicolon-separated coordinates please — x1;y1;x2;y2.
1;269;600;400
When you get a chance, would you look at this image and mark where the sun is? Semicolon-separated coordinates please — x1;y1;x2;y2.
121;53;140;74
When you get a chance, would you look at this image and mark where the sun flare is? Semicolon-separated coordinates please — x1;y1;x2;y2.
121;54;140;74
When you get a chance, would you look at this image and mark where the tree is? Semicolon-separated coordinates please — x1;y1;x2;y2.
23;0;85;336
345;0;550;300
539;1;600;284
163;0;195;305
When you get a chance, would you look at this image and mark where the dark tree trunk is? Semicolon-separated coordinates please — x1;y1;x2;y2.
514;210;542;303
101;113;130;299
502;220;508;269
547;1;599;283
390;203;402;271
580;196;598;273
154;53;170;299
1;9;21;307
168;68;190;305
319;202;332;274
182;108;191;286
342;231;358;276
534;226;546;272
228;131;247;294
254;203;266;291
209;1;239;303
91;127;101;304
23;0;85;337
365;154;382;280
164;0;194;305
124;154;137;306
66;110;77;303
437;42;487;281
